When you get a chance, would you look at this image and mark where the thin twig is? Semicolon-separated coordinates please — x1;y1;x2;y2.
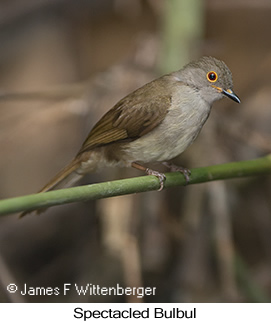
0;155;271;216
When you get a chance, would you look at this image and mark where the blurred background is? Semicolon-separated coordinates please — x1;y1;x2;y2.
0;0;271;302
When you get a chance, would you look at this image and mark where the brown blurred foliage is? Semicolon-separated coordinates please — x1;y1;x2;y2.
0;0;271;303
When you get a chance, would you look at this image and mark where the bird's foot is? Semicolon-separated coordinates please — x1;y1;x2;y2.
145;168;166;191
162;162;191;184
132;162;166;191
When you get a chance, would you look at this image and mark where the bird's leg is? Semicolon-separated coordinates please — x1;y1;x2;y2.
162;161;191;184
131;162;166;191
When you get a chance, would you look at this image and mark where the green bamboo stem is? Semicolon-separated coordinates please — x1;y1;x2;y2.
0;155;271;216
159;0;204;73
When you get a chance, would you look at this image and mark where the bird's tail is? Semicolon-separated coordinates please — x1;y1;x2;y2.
19;158;82;217
38;158;82;193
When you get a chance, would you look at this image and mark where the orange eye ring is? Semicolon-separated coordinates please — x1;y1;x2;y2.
207;71;218;83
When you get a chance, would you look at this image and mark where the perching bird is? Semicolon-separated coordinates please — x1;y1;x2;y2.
20;56;240;216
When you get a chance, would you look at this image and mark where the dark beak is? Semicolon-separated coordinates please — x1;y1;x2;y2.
222;89;241;103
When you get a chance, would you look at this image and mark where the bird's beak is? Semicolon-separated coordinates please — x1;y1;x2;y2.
222;88;241;103
212;85;241;103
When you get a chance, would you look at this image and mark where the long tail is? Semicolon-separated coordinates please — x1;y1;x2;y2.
38;158;82;193
20;158;82;217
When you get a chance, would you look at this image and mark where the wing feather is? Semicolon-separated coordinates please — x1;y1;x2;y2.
77;78;173;155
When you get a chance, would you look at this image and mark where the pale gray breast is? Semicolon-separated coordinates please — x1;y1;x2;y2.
121;84;211;163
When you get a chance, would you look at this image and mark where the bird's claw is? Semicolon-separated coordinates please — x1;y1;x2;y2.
179;167;191;184
145;168;166;191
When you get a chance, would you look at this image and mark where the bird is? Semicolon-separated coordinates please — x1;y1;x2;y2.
20;56;240;217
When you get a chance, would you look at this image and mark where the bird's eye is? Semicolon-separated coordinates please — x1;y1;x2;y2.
207;71;218;82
